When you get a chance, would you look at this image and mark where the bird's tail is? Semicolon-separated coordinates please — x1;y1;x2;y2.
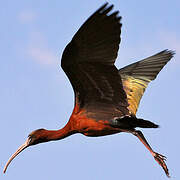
115;116;159;129
134;118;159;128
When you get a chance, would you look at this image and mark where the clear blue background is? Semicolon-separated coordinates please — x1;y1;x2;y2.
1;0;179;179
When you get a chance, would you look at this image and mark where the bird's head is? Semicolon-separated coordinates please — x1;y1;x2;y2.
3;128;48;173
28;128;49;145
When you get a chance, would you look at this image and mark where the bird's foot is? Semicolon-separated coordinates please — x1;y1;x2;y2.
152;152;170;177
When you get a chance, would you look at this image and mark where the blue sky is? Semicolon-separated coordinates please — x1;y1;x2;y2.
1;0;180;179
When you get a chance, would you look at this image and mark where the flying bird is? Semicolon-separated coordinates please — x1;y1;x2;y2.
4;3;174;177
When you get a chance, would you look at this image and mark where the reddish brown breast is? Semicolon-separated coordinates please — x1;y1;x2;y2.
69;108;121;137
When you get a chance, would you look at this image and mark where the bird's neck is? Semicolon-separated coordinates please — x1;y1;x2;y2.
45;121;75;141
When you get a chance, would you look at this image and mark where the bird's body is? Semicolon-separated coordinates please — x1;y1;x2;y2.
4;3;174;177
65;109;120;137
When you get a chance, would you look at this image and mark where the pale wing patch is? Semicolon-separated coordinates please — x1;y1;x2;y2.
121;75;150;115
119;50;174;115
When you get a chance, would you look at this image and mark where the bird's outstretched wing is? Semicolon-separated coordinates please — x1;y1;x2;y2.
61;3;129;117
119;50;174;115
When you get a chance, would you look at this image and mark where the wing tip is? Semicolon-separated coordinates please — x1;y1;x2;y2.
162;49;176;58
95;2;109;14
96;3;121;21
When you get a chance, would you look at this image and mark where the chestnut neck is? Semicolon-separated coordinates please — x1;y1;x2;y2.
44;121;76;141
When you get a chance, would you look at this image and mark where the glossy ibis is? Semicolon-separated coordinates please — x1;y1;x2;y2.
4;3;174;177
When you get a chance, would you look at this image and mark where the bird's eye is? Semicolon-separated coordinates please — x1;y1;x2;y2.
28;134;32;138
27;135;33;144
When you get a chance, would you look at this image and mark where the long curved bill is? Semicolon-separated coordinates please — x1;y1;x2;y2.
3;138;31;173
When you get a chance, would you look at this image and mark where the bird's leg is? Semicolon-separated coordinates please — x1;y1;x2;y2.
131;130;170;177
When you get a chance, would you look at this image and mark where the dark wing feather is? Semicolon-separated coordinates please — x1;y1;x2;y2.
61;3;129;119
119;50;174;115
